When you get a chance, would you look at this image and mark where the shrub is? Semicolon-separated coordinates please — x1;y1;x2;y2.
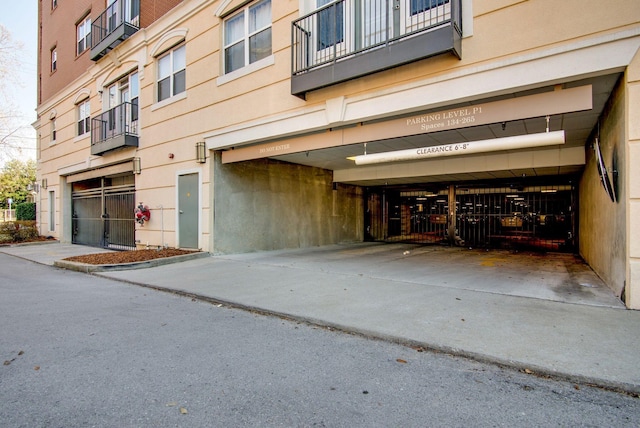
16;203;36;221
0;221;38;243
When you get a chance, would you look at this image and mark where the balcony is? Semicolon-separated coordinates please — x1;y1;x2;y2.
291;0;462;98
91;102;139;156
90;0;140;61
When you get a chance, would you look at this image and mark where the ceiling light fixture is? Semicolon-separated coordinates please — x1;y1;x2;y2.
352;130;565;166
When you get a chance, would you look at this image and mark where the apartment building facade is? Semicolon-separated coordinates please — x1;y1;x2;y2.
35;0;640;308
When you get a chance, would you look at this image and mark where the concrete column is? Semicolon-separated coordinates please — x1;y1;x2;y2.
627;48;640;309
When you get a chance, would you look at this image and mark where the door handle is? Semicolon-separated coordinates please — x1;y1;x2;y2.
179;210;184;214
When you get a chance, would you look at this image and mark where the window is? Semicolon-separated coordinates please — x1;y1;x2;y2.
77;17;91;55
410;0;449;15
103;71;139;135
317;0;343;50
51;119;57;142
223;0;271;74
157;45;186;102
51;47;57;72
48;191;55;232
77;99;90;136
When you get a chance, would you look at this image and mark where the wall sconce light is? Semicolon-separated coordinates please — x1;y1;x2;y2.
41;178;48;189
133;157;142;174
196;141;206;163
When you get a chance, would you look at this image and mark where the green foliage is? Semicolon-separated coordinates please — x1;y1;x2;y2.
16;202;36;220
0;159;36;209
0;221;38;243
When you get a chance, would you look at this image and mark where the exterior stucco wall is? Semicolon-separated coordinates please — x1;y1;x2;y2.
579;77;627;298
627;49;640;309
212;153;363;254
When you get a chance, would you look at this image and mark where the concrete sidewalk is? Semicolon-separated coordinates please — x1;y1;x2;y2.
2;242;639;394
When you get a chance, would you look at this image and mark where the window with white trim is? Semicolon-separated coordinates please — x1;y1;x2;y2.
50;119;57;142
223;0;272;74
105;71;139;133
51;47;57;72
48;190;55;232
77;16;91;55
157;45;186;102
77;99;90;136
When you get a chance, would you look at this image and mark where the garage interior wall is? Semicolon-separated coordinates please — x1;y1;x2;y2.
212;153;363;254
579;77;626;299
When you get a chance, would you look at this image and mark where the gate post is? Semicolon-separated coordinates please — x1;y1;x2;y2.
448;184;457;244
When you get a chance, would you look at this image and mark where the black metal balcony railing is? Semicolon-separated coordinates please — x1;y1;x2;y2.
291;0;462;98
91;102;139;156
90;0;140;61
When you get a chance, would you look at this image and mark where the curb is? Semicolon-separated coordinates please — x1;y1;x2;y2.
91;274;640;397
54;251;210;272
0;239;60;247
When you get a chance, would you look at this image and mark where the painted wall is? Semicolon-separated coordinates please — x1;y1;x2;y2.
579;77;627;298
212;154;363;254
626;49;640;309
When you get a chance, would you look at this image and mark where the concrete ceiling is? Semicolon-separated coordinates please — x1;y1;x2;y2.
268;73;621;187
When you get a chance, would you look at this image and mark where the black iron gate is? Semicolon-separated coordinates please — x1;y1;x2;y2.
365;182;576;252
72;178;136;250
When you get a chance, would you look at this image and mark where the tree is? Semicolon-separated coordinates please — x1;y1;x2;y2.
0;24;34;167
0;159;36;209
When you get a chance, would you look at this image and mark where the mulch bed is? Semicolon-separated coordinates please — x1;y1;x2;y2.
63;249;198;265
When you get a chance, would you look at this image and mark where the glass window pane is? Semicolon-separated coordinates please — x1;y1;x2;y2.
225;41;245;73
131;96;139;121
108;85;117;108
158;54;171;79
130;72;139;98
173;45;186;72
411;0;449;15
317;2;344;50
157;77;170;101
225;13;244;46
249;28;271;64
249;0;271;33
173;69;186;95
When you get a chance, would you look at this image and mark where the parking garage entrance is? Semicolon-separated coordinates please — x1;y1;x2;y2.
71;174;136;250
365;178;577;252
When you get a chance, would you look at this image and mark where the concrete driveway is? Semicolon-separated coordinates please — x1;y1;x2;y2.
215;242;623;308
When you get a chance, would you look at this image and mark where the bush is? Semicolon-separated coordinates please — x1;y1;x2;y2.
0;221;39;243
16;203;36;221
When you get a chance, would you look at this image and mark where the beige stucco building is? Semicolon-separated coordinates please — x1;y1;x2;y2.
35;0;640;308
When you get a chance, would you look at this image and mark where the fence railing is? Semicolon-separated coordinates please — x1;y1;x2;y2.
292;0;461;75
91;0;140;50
91;102;138;145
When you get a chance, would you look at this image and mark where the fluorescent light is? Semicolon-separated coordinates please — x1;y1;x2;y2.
541;189;557;193
354;130;565;166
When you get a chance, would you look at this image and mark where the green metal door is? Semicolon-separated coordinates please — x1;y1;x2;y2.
178;173;199;249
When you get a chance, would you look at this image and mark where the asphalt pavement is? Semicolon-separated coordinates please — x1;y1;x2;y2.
2;241;640;394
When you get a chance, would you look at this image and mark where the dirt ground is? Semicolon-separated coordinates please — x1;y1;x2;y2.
63;249;198;265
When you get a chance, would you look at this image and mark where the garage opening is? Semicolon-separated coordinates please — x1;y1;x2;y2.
71;174;136;250
365;178;577;252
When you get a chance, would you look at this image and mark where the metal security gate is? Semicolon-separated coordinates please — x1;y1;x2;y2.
365;181;577;252
72;177;136;250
